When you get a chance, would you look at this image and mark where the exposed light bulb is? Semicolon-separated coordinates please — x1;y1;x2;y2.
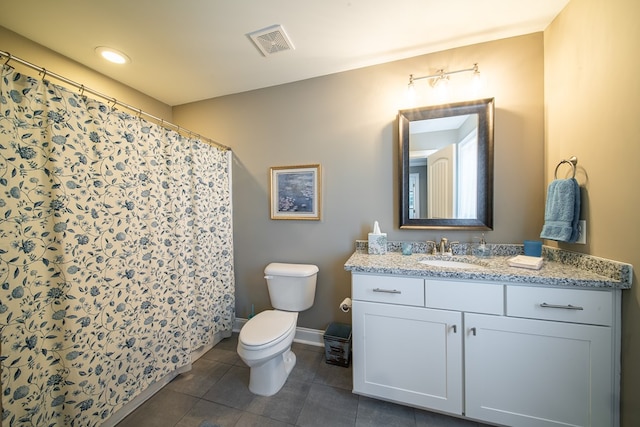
472;71;483;94
471;63;483;93
407;75;417;104
433;75;449;100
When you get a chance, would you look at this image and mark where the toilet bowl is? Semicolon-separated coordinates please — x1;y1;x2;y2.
237;310;298;396
237;262;318;396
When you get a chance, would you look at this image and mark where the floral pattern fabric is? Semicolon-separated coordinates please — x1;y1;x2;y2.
0;66;235;426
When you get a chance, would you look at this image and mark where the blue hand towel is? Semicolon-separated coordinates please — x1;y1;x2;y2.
540;178;581;243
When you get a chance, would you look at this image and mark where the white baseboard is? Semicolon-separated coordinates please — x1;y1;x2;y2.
234;317;325;347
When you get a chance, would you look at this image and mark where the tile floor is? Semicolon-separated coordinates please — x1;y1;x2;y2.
117;333;491;427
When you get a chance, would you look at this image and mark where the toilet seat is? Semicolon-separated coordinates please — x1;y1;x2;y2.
239;310;297;350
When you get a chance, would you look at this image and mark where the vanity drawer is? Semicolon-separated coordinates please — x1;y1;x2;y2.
506;286;613;326
425;280;504;315
352;274;424;306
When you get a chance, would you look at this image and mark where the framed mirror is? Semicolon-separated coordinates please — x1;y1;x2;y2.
399;98;494;229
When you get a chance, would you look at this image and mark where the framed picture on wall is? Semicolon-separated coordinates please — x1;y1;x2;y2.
270;164;321;220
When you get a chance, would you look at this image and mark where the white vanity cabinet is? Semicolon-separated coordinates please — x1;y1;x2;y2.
351;274;463;414
351;273;620;427
465;285;616;427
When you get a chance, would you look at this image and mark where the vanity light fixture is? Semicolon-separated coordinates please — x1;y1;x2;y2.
431;69;450;88
407;63;480;94
432;69;450;99
95;46;131;64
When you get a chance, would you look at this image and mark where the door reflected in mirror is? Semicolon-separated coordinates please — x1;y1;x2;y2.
399;98;494;229
409;114;478;219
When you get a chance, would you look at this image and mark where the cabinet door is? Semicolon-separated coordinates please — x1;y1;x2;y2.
352;300;463;414
465;313;613;427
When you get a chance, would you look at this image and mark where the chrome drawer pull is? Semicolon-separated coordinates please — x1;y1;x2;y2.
540;302;584;310
372;288;401;294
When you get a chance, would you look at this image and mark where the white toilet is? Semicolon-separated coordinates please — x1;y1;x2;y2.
237;262;319;396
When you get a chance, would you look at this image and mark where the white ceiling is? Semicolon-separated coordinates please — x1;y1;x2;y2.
0;0;569;106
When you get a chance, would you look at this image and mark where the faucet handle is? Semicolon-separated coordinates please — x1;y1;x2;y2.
448;241;460;255
426;240;437;255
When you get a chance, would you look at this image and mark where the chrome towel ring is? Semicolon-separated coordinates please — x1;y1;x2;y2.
554;156;577;179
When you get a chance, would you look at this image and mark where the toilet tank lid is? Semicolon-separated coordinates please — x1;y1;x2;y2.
264;263;319;277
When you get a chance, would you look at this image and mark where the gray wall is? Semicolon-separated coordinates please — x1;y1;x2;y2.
173;33;545;330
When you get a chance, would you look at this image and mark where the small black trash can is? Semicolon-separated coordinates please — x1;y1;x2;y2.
323;322;352;367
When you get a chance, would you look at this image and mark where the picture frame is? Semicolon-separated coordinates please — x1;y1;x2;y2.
270;164;321;220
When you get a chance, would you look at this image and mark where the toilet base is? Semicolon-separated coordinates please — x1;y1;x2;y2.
248;348;297;396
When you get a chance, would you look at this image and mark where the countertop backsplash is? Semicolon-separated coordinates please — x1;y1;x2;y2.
355;240;524;257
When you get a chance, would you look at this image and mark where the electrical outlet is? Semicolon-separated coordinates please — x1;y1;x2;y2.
576;220;586;244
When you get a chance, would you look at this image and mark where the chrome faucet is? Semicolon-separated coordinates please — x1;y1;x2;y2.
427;237;459;255
431;237;459;255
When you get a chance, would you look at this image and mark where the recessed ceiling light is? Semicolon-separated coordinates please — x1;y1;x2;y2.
95;46;130;64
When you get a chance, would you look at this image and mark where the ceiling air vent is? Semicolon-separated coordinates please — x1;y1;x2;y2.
247;24;295;56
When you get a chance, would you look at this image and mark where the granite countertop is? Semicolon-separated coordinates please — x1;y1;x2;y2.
344;244;633;290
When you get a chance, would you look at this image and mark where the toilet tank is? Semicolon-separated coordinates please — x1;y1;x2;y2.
264;263;319;311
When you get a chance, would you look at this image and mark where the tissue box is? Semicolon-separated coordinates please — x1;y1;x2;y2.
368;233;387;254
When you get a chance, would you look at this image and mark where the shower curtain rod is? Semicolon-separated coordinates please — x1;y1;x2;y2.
0;50;230;151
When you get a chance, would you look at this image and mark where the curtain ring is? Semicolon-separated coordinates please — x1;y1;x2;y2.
110;98;117;109
40;68;47;80
79;84;85;96
3;53;12;66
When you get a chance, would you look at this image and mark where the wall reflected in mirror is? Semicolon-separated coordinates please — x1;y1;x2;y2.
399;98;494;229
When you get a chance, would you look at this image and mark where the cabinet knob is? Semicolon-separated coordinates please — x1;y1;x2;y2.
451;325;457;333
469;327;477;336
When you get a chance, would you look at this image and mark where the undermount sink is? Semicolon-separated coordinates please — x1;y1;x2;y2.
418;259;486;269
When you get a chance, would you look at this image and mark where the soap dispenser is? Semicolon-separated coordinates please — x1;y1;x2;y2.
473;234;491;258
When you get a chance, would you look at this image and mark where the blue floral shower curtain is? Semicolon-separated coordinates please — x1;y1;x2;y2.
0;66;235;426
